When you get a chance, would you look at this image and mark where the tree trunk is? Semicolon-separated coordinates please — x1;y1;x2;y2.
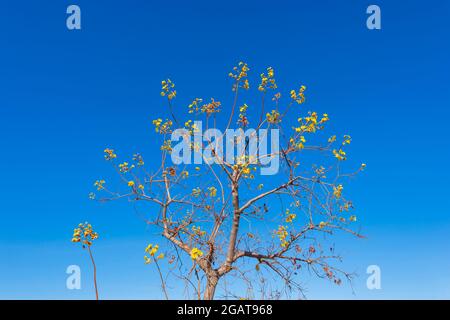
224;179;241;267
203;274;219;300
88;247;99;300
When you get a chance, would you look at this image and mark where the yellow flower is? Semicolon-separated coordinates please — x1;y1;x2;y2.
192;187;201;197
190;247;203;260
71;222;98;246
149;245;159;256
285;209;296;223
267;67;274;78
104;148;117;160
333;184;343;198
168;90;176;100
132;153;144;166
188;98;203;114
200;99;221;115
275;225;288;245
161;140;172;152
153;119;173;134
119;162;134;173
266;110;281;124
145;244;159;257
94;179;105;191
239;104;248;113
128;181;135;187
208;186;217;197
333;149;347;161
290;90;297;99
343;135;352;145
328;135;337;143
161;79;176;100
152;118;162;131
229;62;250;91
258;67;277;92
290;85;306;104
242;79;250;90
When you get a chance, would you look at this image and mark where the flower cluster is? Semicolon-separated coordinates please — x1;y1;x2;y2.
190;247;204;260
315;166;326;177
333;149;347;161
132;153;144;166
332;135;352;161
207;186;217;197
275;225;289;247
184;120;200;135
258;67;277;92
231;156;256;178
290;85;307;104
200;98;221;115
285;209;296;223
72;222;99;247
152;118;173;134
94;179;105;191
333;184;344;199
104;148;117;160
289;135;306;150
272;92;281;102
266;110;281;124
161;79;176;100
188;98;203;114
119;161;134;173
160;140;172;152
294;112;329;134
237;104;249;127
229;62;250;91
181;170;189;178
343;135;351;145
144;244;164;264
127;180;145;192
192;187;202;197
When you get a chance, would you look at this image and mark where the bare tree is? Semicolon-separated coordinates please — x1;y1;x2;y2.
92;62;365;300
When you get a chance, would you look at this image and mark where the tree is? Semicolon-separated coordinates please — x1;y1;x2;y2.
71;222;100;300
91;62;365;300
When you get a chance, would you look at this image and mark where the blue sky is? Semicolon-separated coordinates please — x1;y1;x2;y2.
0;0;449;299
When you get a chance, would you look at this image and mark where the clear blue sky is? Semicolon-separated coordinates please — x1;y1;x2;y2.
0;0;449;299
